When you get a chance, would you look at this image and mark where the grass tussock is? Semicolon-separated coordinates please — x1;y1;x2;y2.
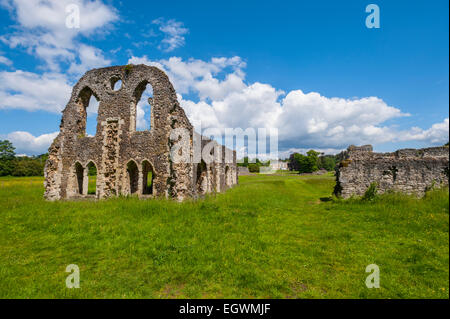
0;175;448;299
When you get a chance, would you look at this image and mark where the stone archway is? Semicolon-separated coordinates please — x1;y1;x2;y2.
142;160;154;195
74;162;84;195
86;161;97;195
127;160;139;195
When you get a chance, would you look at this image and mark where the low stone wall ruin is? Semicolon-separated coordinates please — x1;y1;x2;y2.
335;145;449;198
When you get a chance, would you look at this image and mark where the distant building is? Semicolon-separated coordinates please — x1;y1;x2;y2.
270;161;288;171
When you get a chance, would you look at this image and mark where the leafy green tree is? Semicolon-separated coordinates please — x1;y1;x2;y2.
248;163;260;173
0;140;15;160
289;150;322;173
319;155;337;171
306;150;320;172
237;157;249;167
0;140;16;176
12;157;44;176
0;140;48;176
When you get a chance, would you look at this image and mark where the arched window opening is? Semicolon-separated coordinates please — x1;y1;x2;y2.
142;160;154;195
86;95;99;137
127;160;139;195
75;162;84;195
111;77;123;91
133;82;154;132
76;87;99;137
197;160;207;194
225;165;230;186
87;162;97;195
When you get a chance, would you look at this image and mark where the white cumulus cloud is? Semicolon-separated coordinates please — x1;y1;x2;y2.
398;118;449;145
128;55;449;151
68;44;111;75
0;70;72;112
3;131;59;155
0;0;117;71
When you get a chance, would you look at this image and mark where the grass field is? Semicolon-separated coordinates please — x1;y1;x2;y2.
0;174;448;299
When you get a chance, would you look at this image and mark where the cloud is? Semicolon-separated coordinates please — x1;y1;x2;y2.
128;55;449;152
0;55;12;66
0;70;72;112
152;18;188;52
0;0;117;71
276;90;408;148
398;118;449;145
3;131;59;155
68;44;111;75
128;55;247;97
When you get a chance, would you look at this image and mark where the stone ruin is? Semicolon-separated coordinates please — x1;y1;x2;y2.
335;144;449;198
44;64;238;201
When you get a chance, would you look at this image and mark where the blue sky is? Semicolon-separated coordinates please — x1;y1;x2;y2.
0;0;448;156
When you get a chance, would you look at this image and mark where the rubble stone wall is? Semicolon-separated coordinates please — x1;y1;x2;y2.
44;64;238;201
335;145;449;198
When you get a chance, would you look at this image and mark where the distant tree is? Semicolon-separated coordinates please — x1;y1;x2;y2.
0;141;48;176
288;150;323;173
0;140;16;176
297;154;310;173
237;157;249;167
237;157;270;168
0;140;15;160
11;157;45;176
88;164;97;176
305;150;320;172
318;155;337;171
248;163;260;173
288;153;302;171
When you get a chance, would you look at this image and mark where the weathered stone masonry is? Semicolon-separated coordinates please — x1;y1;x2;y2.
44;64;238;201
335;145;449;198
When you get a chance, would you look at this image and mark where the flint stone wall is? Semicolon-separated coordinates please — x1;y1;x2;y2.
44;64;238;201
335;145;449;198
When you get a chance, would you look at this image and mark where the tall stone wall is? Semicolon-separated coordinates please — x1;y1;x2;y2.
335;145;449;198
44;64;238;201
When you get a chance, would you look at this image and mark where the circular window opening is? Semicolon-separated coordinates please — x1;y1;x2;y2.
111;77;123;91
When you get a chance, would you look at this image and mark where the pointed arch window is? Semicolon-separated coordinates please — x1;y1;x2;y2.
142;160;154;195
127;160;139;194
132;81;154;132
87;161;97;195
76;87;99;137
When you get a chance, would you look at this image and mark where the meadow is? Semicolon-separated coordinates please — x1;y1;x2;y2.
0;174;448;298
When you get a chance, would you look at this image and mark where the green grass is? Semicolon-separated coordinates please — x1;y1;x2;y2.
0;175;448;299
88;175;97;195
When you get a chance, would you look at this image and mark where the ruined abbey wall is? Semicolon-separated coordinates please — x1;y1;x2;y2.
335;145;449;198
44;65;238;201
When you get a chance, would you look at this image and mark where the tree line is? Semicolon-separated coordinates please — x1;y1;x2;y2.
288;150;338;173
237;157;270;173
237;150;338;174
0;140;48;177
4;138;446;177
